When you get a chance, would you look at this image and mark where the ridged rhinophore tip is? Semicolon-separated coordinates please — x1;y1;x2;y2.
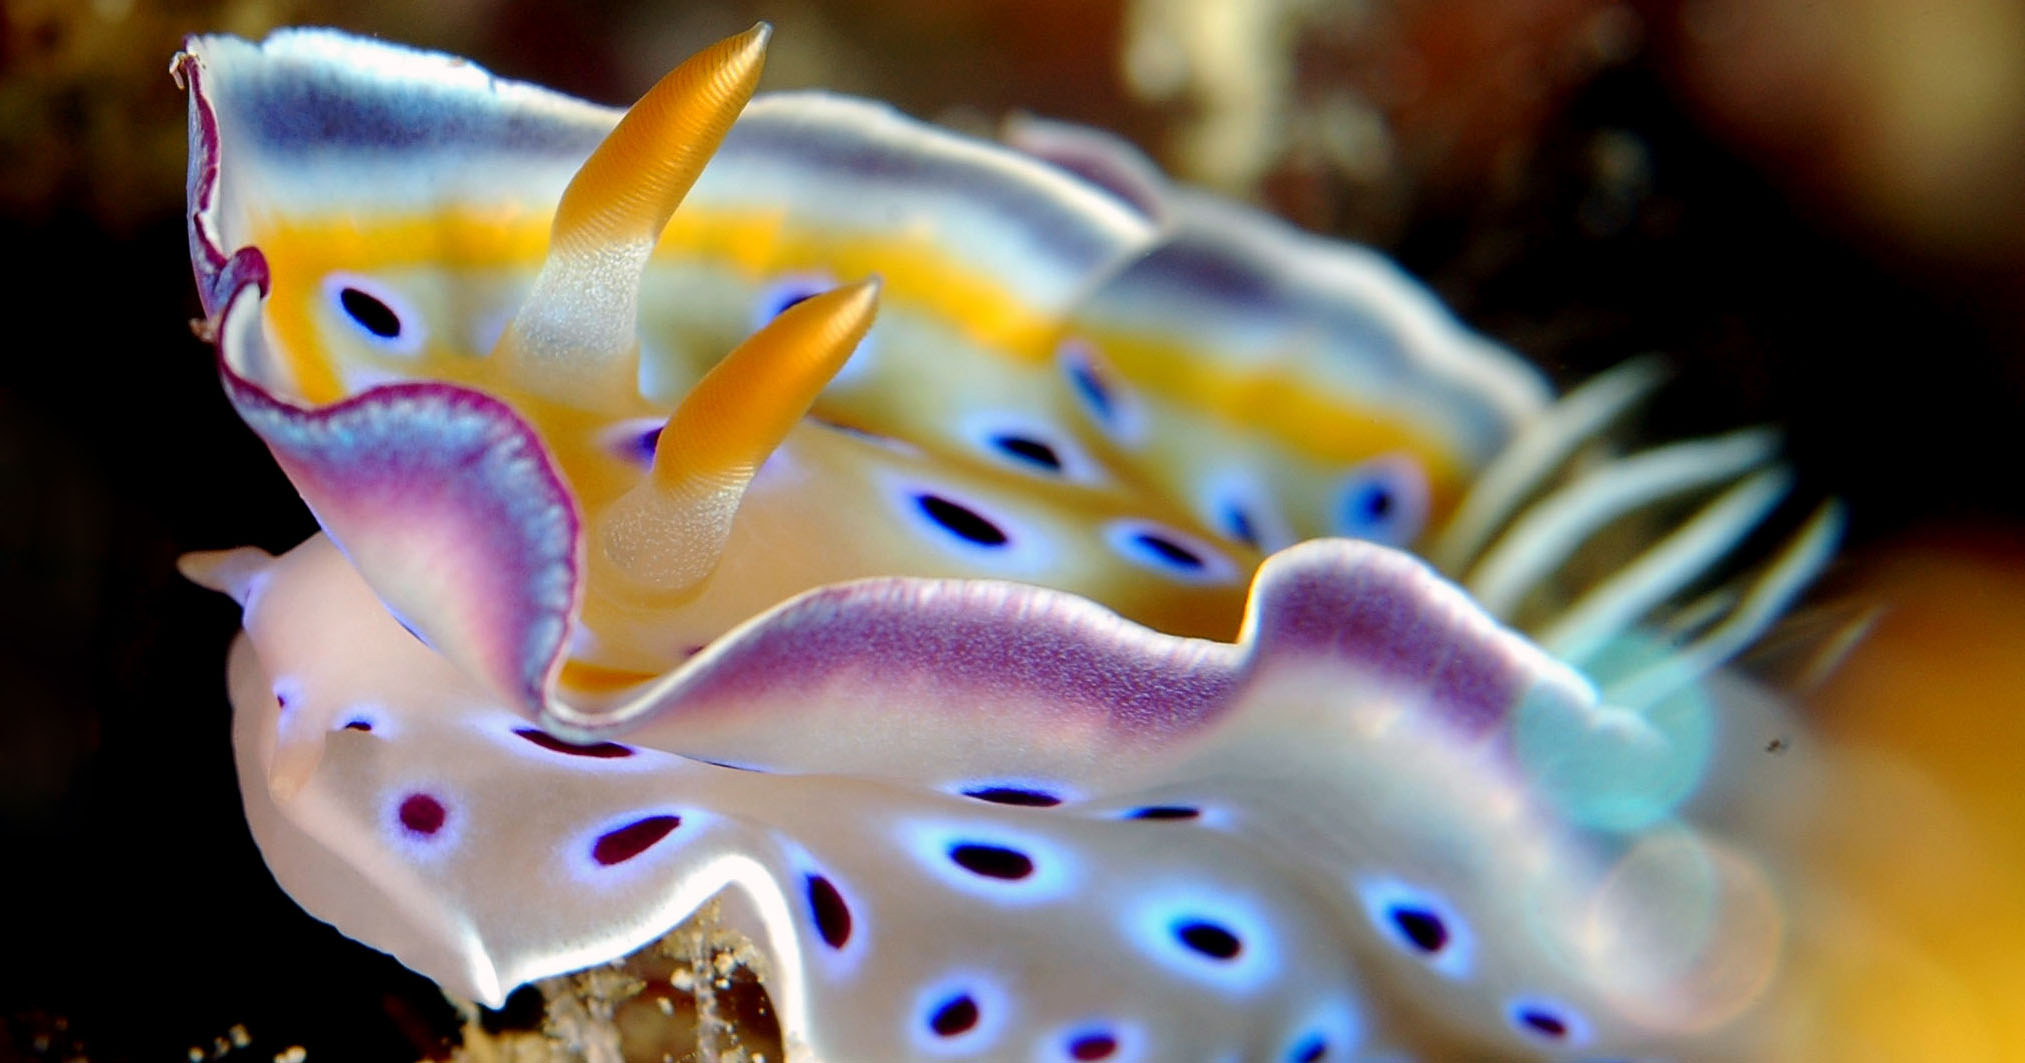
823;274;882;324
549;22;772;255
599;277;882;595
651;275;880;486
493;24;775;405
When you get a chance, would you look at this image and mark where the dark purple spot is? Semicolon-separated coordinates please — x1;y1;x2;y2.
339;286;401;338
1175;920;1242;960
768;288;818;318
928;994;979;1037
631;426;662;463
1518;1008;1569;1040
1126;805;1200;821
591;815;680;865
1389;906;1449;953
1290;1036;1328;1063
398;793;446;836
1133;532;1205;570
990;433;1063;471
949;843;1034;881
1222;504;1261;548
805;874;852;949
1068;1032;1118;1060
1064;351;1116;422
341;719;374;732
962;786;1060;808
1342;480;1396;531
515;727;634;759
915;494;1009;547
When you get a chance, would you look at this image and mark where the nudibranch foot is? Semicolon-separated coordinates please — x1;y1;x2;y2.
212;531;1788;1060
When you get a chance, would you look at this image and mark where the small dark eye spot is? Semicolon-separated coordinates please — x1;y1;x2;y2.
805;873;852;949
1106;520;1233;583
1065;354;1116;422
1518;1009;1568;1039
590;814;680;866
914;494;1009;547
1125;805;1200;821
1504;998;1588;1046
1174;919;1242;960
339;286;402;339
1289;1036;1328;1063
1133;532;1205;570
1067;1032;1119;1060
341;719;374;732
927;994;979;1037
1334;456;1429;545
990;433;1063;471
397;793;446;837
1349;483;1392;522
948;843;1035;881
1388;905;1449;954
962;786;1060;808
1222;504;1261;548
1360;878;1472;976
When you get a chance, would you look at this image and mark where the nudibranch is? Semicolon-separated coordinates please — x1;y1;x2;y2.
177;23;1840;1062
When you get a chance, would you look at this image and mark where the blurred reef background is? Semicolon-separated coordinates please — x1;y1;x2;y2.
2;0;2023;1060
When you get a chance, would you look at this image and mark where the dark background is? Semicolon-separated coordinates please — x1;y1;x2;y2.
4;1;2021;1059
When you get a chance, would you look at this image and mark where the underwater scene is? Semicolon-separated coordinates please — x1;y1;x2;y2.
4;1;2024;1060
